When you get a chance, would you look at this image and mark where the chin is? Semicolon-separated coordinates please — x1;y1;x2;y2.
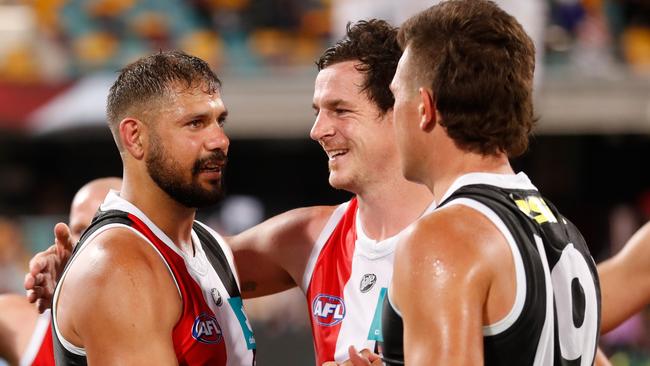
328;172;360;194
328;173;349;190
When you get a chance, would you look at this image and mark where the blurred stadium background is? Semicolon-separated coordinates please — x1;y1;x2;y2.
0;0;648;364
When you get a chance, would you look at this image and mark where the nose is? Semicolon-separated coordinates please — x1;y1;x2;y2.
310;110;335;142
205;123;229;154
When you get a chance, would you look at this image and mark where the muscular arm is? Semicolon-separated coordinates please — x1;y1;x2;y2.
598;221;650;333
392;207;507;365
26;206;336;305
56;229;181;365
227;205;335;299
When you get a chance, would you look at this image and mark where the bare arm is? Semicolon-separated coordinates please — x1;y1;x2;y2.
392;207;500;365
598;221;650;333
27;205;337;304
594;348;612;366
228;205;335;298
56;229;181;365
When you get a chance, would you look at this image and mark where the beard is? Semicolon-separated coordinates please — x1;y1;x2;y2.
146;135;227;209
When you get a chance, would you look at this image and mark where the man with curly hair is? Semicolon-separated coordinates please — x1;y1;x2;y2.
26;20;434;365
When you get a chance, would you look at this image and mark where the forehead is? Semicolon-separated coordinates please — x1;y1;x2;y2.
313;61;368;105
156;86;225;117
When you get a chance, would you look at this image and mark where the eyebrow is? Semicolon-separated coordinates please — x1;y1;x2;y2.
183;109;228;122
312;99;352;111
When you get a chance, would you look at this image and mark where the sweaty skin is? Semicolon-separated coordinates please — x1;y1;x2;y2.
26;60;434;366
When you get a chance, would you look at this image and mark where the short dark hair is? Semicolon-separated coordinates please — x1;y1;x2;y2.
398;0;536;157
106;50;221;150
317;19;400;115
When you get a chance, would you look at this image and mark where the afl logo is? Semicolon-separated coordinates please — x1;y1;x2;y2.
360;274;377;293
312;294;346;326
192;313;223;344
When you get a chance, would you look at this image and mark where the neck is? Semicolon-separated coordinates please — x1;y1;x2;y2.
427;151;514;204
120;170;195;252
355;174;433;241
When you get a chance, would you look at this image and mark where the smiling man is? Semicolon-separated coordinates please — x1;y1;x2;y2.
27;22;434;365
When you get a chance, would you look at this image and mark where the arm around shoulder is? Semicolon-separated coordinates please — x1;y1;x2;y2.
228;205;337;298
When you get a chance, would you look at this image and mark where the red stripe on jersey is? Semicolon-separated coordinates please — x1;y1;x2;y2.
127;213;228;366
306;198;358;364
31;322;54;366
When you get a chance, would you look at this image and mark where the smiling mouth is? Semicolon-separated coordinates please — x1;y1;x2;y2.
326;149;348;160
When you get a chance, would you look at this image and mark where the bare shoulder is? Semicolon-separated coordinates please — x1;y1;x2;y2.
226;204;340;296
231;204;339;251
57;227;180;344
399;204;507;266
275;205;339;241
63;227;170;288
393;205;508;300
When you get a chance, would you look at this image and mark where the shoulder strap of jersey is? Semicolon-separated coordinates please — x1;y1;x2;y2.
54;209;134;366
73;210;133;255
439;184;546;230
441;184;581;247
439;184;519;209
192;222;241;298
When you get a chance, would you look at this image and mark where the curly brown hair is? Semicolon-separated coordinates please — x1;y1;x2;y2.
317;19;401;115
398;0;536;157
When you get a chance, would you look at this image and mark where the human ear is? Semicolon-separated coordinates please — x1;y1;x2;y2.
418;88;436;132
120;118;145;160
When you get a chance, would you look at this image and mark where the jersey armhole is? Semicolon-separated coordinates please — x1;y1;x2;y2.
444;198;527;336
386;288;402;318
301;201;351;293
52;223;182;356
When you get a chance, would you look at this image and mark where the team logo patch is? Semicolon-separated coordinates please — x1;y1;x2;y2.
211;288;223;307
192;313;223;344
312;294;346;326
360;274;377;293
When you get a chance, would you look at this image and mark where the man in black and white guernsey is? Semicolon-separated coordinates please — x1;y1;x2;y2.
51;51;256;365
347;1;601;365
